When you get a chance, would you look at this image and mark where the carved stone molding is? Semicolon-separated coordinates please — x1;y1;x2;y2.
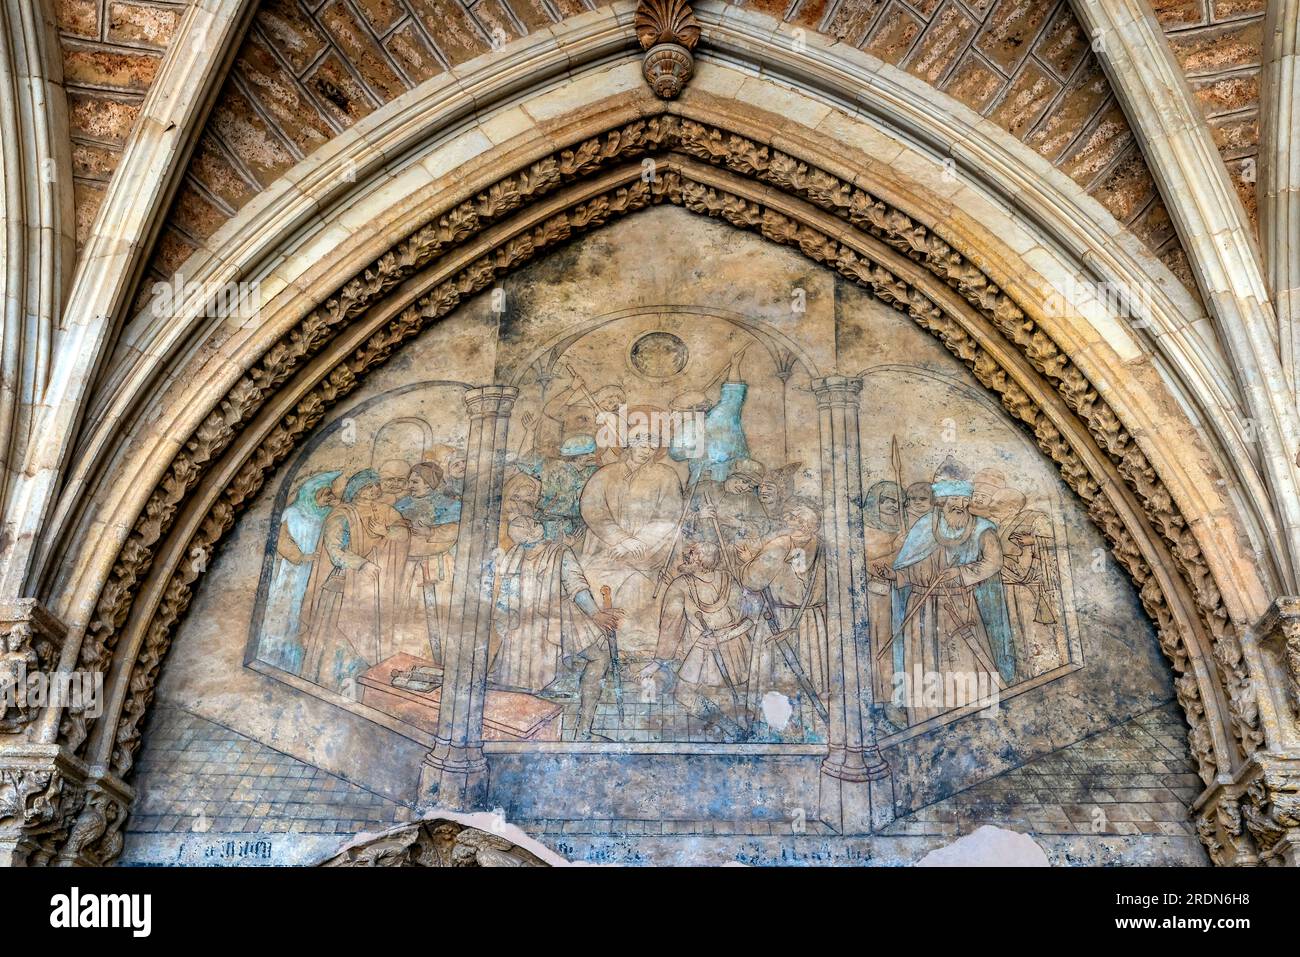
321;819;548;867
0;600;69;736
1198;755;1300;866
0;744;87;866
55;116;1276;864
635;0;699;99
1257;597;1300;722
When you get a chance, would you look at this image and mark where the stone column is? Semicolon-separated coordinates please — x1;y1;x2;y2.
418;385;517;810
810;376;894;833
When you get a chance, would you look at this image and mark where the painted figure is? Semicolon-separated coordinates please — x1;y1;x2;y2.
579;425;685;653
652;541;754;734
874;458;1016;725
259;469;341;672
492;514;623;740
299;469;411;690
738;499;829;728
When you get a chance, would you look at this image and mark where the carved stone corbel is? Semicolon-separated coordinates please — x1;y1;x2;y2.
0;744;87;866
1197;755;1300;866
635;0;700;99
54;772;132;866
1257;597;1300;721
321;818;549;867
0;599;68;736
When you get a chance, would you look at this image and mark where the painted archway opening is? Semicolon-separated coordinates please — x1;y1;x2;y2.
34;81;1286;865
94;158;1237;868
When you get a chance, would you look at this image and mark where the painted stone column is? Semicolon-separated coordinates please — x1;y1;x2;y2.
418;385;517;810
810;376;894;833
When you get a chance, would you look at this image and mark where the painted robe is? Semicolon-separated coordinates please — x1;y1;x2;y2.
259;470;338;672
998;508;1068;673
492;540;604;692
739;533;829;720
889;513;1016;724
656;569;753;693
579;455;684;653
298;500;409;689
670;381;750;484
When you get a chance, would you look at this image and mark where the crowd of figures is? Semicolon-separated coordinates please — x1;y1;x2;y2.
257;445;467;690
256;348;1071;743
863;459;1070;727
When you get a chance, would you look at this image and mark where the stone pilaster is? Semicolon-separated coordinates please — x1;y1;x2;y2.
810;375;894;833
418;385;517;811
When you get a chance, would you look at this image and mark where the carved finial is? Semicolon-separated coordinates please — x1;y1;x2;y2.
635;0;700;99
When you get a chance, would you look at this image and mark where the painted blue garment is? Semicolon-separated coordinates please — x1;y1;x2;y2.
538;459;597;540
669;381;751;484
395;492;438;526
889;513;1016;683
260;470;341;672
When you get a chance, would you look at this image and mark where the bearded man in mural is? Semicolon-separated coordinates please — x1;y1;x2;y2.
579;420;685;653
298;469;413;690
873;458;1017;726
491;513;624;740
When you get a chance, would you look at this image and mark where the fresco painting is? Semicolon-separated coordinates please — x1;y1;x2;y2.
122;209;1202;866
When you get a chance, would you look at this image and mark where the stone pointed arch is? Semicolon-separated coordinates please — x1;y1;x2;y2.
16;57;1297;866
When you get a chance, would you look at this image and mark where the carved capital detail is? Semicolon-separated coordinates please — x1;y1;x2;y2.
1258;597;1300;722
0;745;88;866
321;818;549;867
636;0;699;99
0;600;69;736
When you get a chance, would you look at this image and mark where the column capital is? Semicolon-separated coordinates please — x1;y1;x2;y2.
0;599;70;736
463;384;518;418
809;375;863;408
1257;596;1300;723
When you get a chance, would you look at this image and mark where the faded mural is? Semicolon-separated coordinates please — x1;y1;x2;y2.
120;208;1206;866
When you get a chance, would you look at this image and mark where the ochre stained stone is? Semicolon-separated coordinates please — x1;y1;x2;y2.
106;1;183;49
257;0;332;76
943;51;1004;113
1166;20;1263;77
54;0;99;39
72;179;107;246
71;140;120;182
863;5;924;66
1209;111;1259;160
1150;0;1208;29
1059;101;1134;189
824;0;885;45
410;0;491;66
234;35;335;157
187;135;258;213
306;52;380;127
1032;4;1089;81
66;91;142;144
905;4;978;85
319;0;407;103
1190;71;1259;116
61;43;161;92
1091;145;1158;225
988;60;1061;138
974;0;1052;76
208;88;298;188
351;0;406;35
385;21;445;85
471;0;526;48
1026;57;1109;162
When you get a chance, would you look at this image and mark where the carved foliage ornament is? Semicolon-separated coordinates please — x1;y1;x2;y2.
636;0;699;99
322;819;547;867
69;116;1261;862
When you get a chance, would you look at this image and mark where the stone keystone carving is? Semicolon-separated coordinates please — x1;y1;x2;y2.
321;818;549;867
635;0;700;99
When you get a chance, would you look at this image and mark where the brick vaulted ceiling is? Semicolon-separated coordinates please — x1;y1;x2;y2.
52;0;1267;302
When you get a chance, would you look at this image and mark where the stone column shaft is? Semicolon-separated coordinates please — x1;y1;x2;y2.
811;375;893;833
419;385;516;810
